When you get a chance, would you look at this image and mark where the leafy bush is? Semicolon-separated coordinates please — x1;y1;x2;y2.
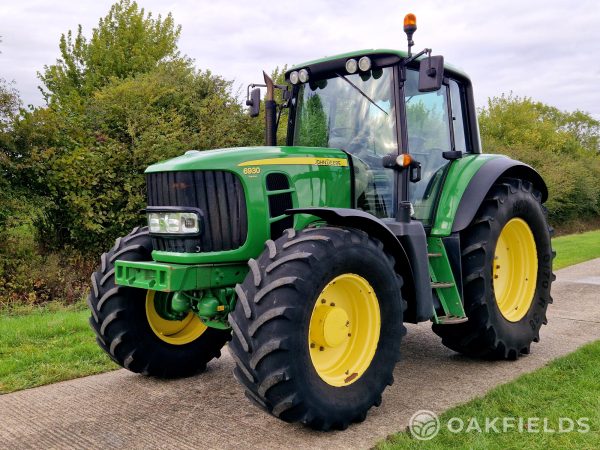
479;94;600;224
0;186;93;308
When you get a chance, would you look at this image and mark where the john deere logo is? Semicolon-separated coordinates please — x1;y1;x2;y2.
315;158;342;166
409;410;440;441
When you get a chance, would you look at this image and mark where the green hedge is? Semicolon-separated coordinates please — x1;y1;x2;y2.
479;94;600;224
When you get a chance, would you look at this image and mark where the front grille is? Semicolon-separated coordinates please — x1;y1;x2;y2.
146;171;248;253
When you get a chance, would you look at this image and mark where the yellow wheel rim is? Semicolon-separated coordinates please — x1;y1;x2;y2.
145;291;207;345
493;218;538;322
308;274;381;387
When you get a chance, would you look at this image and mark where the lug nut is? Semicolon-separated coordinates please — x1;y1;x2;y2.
330;302;335;307
319;346;325;351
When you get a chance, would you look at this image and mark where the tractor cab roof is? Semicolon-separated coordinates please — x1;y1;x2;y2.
287;48;470;84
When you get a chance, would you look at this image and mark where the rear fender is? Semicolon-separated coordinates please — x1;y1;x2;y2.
430;155;548;237
451;158;548;233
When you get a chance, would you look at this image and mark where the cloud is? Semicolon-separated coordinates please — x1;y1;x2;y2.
0;0;598;118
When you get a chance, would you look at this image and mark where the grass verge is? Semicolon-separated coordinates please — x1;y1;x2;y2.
552;229;600;270
379;340;600;449
0;307;117;394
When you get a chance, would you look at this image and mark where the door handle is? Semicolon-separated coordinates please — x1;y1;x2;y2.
409;161;422;183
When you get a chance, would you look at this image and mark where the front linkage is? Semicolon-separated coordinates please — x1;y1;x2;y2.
115;259;247;329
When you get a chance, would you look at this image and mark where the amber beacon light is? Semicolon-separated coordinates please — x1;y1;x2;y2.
403;13;417;56
403;13;417;33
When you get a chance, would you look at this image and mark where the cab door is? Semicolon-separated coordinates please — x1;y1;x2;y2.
404;70;469;226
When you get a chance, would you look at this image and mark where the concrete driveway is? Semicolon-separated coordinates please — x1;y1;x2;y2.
1;258;599;450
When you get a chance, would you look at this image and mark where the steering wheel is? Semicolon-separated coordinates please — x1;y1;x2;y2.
347;133;384;167
329;127;353;138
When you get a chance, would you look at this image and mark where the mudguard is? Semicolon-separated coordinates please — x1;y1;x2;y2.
451;158;548;233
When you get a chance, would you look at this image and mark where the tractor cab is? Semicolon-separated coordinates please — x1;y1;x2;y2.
284;58;476;229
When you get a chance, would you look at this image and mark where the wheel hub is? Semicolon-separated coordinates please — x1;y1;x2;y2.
146;291;207;345
310;305;350;349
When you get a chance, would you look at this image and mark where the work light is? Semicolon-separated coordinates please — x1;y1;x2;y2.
358;56;371;71
345;58;358;74
289;71;300;84
298;69;309;83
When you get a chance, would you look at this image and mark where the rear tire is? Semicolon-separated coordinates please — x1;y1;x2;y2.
432;178;555;359
228;227;405;430
88;226;230;377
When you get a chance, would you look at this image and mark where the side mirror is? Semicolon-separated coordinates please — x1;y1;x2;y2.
246;88;261;117
418;55;444;92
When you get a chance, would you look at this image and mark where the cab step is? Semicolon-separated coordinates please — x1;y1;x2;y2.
427;237;467;325
436;315;469;325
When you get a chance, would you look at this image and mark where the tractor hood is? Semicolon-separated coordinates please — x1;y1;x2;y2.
145;146;350;173
143;145;353;265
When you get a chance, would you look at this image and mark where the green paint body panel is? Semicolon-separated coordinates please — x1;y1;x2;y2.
145;146;352;264
114;261;248;292
427;237;467;323
430;154;503;237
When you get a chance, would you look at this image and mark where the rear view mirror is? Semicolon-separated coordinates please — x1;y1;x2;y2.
246;88;261;117
418;55;444;92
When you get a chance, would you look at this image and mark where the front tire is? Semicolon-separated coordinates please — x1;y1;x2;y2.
433;178;555;359
228;227;405;430
88;227;231;377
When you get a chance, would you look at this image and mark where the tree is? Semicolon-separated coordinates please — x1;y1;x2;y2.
39;0;182;106
0;34;25;232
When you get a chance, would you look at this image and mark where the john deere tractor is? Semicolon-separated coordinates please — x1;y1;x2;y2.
88;14;554;430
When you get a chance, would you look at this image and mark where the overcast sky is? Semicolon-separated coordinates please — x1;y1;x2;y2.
1;0;599;119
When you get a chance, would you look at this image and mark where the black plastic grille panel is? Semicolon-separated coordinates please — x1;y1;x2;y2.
146;171;248;253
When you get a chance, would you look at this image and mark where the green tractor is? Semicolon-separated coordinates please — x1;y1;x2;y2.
88;14;554;430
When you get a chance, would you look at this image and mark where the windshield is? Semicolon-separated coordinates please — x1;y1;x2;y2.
291;67;397;218
292;67;397;156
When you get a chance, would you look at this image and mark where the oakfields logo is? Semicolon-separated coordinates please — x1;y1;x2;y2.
409;410;440;440
409;410;590;441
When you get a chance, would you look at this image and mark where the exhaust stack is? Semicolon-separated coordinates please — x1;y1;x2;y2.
263;72;276;146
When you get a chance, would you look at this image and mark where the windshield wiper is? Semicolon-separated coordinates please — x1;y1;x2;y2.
335;72;388;116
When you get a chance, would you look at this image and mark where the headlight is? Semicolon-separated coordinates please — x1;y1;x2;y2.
148;211;200;234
